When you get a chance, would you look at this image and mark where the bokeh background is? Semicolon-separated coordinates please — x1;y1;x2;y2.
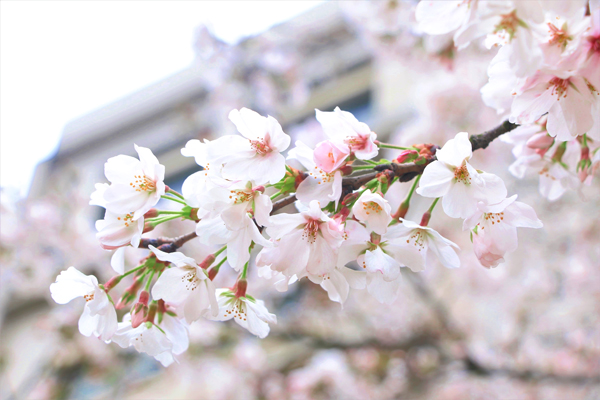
1;1;599;399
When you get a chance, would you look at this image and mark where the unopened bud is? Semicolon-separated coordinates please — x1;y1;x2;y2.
395;150;419;164
144;208;159;218
199;254;216;269
104;275;122;291
252;185;265;193
393;201;409;220
339;165;353;176
116;276;144;309
526;133;554;149
333;207;350;223
208;267;220;281
131;291;150;328
145;302;158;324
342;191;360;206
143;222;155;233
234;279;247;298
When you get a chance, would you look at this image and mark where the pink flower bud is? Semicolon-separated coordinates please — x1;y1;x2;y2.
131;291;150;328
143;222;155;233
395;150;419;163
208;267;219;281
339;165;353;176
144;208;159;218
526;133;554;149
104;275;122;291
252;185;265;193
199;254;216;269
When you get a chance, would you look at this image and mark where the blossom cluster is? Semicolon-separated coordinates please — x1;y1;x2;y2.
46;0;599;368
415;0;600;198
49;101;548;365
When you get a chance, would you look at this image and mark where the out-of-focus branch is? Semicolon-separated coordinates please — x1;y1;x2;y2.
139;231;197;251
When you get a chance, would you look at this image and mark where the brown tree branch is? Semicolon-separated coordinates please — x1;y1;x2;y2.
138;120;518;251
469;120;518;151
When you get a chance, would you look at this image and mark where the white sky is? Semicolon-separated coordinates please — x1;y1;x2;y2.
0;1;322;197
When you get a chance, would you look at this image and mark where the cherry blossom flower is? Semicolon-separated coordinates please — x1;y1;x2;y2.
415;0;478;47
180;139;228;214
50;267;117;341
313;140;351;173
203;289;277;339
309;266;366;305
200;181;272;230
256;200;343;280
351;191;392;235
386;219;461;272
149;245;218;323
206;108;291;185
111;313;186;367
288;141;343;207
315;107;378;160
463;195;543;268
95;211;143;251
510;73;596;141
195;215;272;271
103;144;166;220
90;182;142;274
416;132;507;219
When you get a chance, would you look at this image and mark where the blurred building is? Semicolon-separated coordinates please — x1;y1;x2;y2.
29;2;414;203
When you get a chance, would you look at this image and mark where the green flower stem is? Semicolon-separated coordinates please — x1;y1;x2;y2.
214;257;227;269
376;143;415;150
157;210;186;215
214;245;227;258
393;175;420;220
144;270;155;292
427;197;440;214
167;188;185;199
270;191;282;201
121;264;146;278
146;214;183;227
161;195;187;206
352;165;377;171
240;261;249;280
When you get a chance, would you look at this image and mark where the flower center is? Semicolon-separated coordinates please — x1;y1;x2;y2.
493;10;519;42
547;23;570;49
116;213;134;227
181;271;199;291
83;291;95;302
482;212;504;227
453;164;471;185
302;219;320;244
249;139;272;155
130;175;156;192
363;201;383;215
308;167;335;184
405;230;425;252
548;77;569;99
225;300;247;321
229;189;253;204
344;134;368;151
